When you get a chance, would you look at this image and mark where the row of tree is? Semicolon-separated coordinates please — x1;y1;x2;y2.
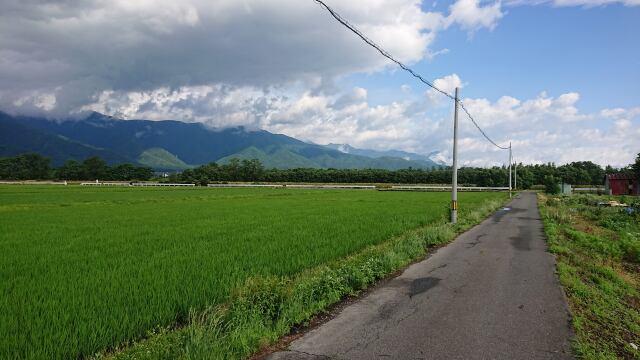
173;157;638;188
0;154;153;181
2;153;638;187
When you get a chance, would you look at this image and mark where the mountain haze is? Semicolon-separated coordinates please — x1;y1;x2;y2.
324;143;445;167
0;112;442;170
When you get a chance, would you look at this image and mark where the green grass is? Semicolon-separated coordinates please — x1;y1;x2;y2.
0;186;506;359
538;194;640;359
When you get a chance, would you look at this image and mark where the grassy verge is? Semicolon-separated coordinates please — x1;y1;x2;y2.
101;195;508;360
538;193;640;359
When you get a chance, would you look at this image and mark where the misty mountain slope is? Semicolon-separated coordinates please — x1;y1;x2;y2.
217;146;321;169
3;112;442;170
0;112;130;165
324;143;443;168
20;113;305;165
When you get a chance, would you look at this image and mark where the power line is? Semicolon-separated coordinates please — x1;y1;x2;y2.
312;0;454;100
312;0;510;151
459;103;510;150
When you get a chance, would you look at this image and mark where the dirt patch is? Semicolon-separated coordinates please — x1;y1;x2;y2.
617;263;640;288
572;216;606;237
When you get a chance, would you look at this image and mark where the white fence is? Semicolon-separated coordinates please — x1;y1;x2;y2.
207;184;282;188
0;181;68;185
80;182;129;186
206;183;509;191
391;185;510;191
285;184;375;189
131;182;195;187
207;183;375;190
80;182;195;187
1;181;510;191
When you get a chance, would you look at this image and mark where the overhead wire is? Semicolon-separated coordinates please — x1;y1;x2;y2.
312;0;454;100
312;0;510;151
459;103;510;150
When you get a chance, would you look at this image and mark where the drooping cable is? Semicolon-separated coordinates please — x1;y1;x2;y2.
313;0;510;151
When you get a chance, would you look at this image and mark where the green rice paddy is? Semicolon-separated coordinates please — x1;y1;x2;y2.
0;186;505;359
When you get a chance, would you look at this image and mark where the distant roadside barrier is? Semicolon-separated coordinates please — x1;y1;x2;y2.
207;183;283;188
80;182;129;186
286;184;375;189
207;183;375;189
390;185;509;192
131;183;195;187
1;181;515;191
0;181;68;185
80;182;195;187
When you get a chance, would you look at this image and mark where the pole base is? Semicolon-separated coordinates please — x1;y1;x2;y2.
451;209;457;224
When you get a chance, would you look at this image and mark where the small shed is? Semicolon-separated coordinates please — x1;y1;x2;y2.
604;173;639;196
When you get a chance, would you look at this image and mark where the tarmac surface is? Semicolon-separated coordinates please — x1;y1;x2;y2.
268;192;574;360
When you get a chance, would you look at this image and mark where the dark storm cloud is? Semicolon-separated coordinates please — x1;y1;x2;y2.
0;0;441;115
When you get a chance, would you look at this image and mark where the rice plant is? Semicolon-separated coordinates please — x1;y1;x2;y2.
0;186;505;359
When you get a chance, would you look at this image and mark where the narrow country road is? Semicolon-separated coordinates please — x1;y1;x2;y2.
268;192;574;360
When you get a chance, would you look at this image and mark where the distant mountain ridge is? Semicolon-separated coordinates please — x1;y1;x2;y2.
323;143;445;167
0;111;443;170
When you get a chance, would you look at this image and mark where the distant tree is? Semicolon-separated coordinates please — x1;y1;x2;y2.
166;173;180;183
109;163;133;180
544;175;560;195
197;176;209;187
0;157;11;179
149;157;632;187
132;166;153;181
23;153;51;179
240;159;264;181
0;153;51;180
224;158;242;181
632;153;640;180
56;160;84;180
82;157;108;180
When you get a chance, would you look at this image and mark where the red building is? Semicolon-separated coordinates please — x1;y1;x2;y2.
605;173;639;196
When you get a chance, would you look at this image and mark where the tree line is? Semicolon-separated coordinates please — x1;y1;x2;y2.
0;153;153;181
174;158;632;188
2;152;638;187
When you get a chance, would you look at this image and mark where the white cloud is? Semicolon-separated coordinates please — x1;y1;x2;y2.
1;0;637;167
79;73;640;167
0;0;505;116
506;0;640;7
427;73;464;103
553;0;640;6
13;91;58;112
446;0;504;31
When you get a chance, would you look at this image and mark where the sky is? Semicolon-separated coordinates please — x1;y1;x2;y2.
0;0;639;167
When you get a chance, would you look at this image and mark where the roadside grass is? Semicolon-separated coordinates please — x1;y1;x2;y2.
0;186;507;359
538;194;640;359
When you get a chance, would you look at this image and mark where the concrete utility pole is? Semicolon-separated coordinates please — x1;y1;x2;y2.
451;87;459;224
508;142;512;199
514;161;517;191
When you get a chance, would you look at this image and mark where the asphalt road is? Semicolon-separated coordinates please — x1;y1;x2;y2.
268;192;574;360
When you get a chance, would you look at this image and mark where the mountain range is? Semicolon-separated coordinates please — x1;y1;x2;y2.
0;111;444;171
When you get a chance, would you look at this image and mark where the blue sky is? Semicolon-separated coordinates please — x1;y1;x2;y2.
1;0;639;166
346;2;640;113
